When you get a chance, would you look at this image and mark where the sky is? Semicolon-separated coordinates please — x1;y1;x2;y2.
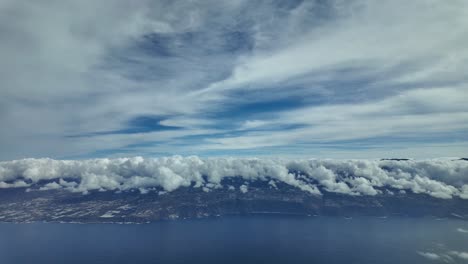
1;0;468;160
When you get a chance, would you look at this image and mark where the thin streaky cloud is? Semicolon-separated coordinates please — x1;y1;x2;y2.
0;0;467;160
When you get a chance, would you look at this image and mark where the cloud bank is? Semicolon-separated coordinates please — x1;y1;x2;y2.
1;157;467;198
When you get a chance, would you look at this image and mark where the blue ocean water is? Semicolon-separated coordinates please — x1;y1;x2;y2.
0;216;467;264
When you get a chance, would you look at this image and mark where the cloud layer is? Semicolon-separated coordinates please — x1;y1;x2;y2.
1;157;467;199
0;0;467;159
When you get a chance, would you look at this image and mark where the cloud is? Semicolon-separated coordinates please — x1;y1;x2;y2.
417;252;442;261
0;157;467;199
457;228;468;233
0;180;30;189
0;0;468;159
418;250;468;263
449;251;468;260
195;0;468;93
203;86;468;151
239;184;248;193
39;182;61;191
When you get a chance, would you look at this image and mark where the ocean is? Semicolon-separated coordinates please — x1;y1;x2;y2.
1;216;467;264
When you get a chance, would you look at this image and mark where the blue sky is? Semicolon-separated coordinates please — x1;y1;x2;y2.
0;0;468;160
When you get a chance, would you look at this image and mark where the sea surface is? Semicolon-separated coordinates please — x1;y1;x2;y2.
1;216;467;264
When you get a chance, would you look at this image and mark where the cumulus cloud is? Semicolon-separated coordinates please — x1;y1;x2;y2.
0;157;467;198
417;248;468;262
0;180;30;189
449;251;468;260
417;250;468;263
417;251;442;261
239;185;248;193
39;182;61;191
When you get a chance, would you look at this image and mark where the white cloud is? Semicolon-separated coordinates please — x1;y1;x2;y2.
418;249;468;262
0;0;467;160
418;251;459;263
459;185;468;199
0;157;467;199
0;0;228;159
418;251;441;260
457;228;468;233
449;251;468;260
0;180;30;189
417;251;441;261
39;182;61;191
239;184;248;193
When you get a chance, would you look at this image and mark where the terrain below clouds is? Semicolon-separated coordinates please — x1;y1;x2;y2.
0;157;468;223
1;177;468;223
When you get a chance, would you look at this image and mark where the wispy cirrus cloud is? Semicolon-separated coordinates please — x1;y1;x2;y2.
0;0;467;159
